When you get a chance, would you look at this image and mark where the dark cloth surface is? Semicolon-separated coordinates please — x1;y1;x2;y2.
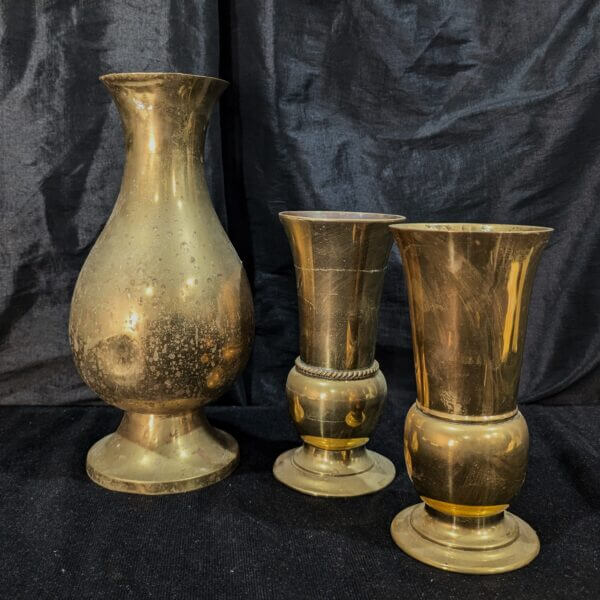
1;1;600;406
0;403;598;599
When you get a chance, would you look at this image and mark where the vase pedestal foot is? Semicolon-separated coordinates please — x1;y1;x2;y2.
391;503;539;574
273;443;395;497
86;410;239;495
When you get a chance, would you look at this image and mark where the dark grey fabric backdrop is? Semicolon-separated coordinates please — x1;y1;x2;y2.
1;0;599;408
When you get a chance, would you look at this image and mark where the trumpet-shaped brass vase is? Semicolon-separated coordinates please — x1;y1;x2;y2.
69;73;254;494
389;223;552;573
273;211;405;497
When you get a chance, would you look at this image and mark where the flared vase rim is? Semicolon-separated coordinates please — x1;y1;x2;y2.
389;223;553;234
99;72;229;87
279;210;406;223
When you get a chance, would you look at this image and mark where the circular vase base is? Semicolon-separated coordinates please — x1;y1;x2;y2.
87;412;239;495
273;446;395;497
390;503;540;574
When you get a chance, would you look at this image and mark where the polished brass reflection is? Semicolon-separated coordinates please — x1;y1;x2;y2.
389;223;551;573
69;73;254;494
273;211;405;497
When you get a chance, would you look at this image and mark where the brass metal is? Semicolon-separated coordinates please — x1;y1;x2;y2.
389;223;551;573
69;73;254;494
273;211;405;497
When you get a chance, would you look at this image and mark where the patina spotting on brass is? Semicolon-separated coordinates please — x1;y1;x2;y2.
69;73;254;494
389;223;551;574
273;211;405;497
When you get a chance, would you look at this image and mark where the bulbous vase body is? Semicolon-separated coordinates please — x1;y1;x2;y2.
389;223;551;574
69;73;254;494
273;211;405;497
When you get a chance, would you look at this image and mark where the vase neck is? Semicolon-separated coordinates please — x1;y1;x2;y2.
391;226;551;417
101;74;227;203
280;215;403;370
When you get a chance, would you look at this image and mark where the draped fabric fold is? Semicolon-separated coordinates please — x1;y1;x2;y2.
0;1;598;406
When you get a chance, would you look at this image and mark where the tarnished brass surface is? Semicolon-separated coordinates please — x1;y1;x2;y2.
389;223;551;573
69;73;254;494
86;412;239;495
273;211;404;497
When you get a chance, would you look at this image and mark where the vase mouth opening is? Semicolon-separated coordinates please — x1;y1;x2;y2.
99;72;229;87
279;210;406;223
389;223;553;234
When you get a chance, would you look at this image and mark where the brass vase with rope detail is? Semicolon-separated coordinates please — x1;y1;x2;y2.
273;211;405;497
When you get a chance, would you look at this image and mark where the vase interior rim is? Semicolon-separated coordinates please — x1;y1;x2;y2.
280;211;406;223
389;223;553;234
100;72;228;86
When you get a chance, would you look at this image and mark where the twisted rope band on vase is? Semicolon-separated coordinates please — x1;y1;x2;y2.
294;357;380;381
272;210;405;497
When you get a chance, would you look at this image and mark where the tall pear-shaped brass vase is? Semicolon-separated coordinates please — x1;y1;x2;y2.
389;223;551;573
69;73;254;494
273;211;405;497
